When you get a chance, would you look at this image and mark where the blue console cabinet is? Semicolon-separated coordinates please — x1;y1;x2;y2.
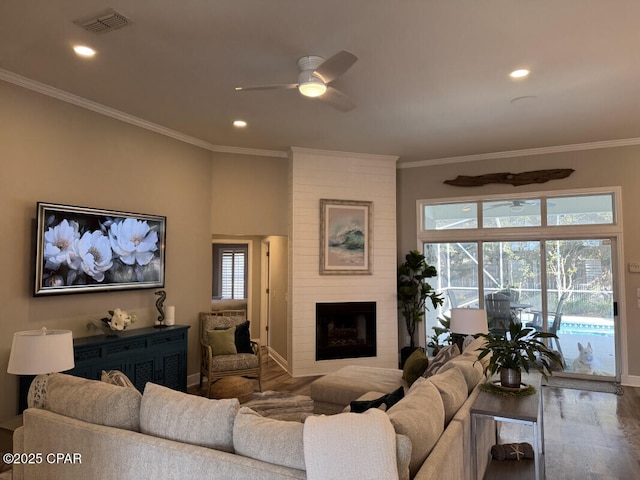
18;325;190;412
68;325;190;393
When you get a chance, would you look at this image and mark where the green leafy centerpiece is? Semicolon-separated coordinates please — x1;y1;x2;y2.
477;319;562;391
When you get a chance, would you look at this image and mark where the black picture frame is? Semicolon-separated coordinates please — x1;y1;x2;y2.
34;202;166;296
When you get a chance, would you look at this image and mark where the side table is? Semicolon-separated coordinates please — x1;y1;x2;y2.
471;373;544;480
0;415;23;472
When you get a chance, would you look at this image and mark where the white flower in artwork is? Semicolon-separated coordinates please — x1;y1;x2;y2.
109;218;159;266
43;219;81;270
77;230;113;282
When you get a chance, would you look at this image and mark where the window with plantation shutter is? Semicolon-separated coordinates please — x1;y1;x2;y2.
213;244;248;299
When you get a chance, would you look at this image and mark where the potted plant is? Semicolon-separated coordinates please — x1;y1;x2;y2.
477;319;563;388
428;315;452;356
397;250;444;363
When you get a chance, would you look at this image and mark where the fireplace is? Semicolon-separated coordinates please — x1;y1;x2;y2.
316;302;376;361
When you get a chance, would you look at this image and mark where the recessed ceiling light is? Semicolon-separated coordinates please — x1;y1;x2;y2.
509;69;530;79
233;120;247;128
73;45;96;58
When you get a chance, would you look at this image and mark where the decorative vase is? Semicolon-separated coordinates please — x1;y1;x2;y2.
500;368;522;388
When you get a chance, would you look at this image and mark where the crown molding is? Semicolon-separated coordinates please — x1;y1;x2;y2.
0;69;288;159
5;68;638;166
397;137;640;169
290;146;398;162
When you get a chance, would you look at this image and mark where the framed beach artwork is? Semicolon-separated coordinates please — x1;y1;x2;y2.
319;199;372;275
34;202;166;296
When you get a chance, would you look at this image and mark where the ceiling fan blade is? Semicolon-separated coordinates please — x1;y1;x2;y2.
319;86;355;112
235;83;297;92
315;50;358;83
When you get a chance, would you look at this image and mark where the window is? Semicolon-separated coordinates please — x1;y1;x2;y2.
212;244;248;299
420;191;615;233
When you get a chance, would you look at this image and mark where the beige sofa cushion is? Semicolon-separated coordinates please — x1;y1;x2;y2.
310;365;406;407
424;368;468;424
438;357;485;393
140;382;239;452
233;407;305;470
460;336;490;368
387;376;445;478
44;373;142;431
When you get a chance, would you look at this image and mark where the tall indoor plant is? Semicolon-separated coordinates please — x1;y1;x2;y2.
477;319;563;388
397;250;443;349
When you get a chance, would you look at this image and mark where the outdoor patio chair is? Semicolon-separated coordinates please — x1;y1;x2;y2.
199;310;262;398
530;292;570;364
485;292;514;333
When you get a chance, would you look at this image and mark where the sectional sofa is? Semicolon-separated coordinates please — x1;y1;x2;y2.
13;338;494;480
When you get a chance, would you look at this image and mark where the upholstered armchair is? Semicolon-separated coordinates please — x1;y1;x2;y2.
199;310;262;398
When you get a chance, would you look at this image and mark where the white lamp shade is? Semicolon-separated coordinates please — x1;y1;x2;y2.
449;308;489;335
7;328;75;375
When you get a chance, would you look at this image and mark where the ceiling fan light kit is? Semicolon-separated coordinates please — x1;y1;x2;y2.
298;72;327;98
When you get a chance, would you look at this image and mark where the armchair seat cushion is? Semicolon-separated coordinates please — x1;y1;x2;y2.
211;353;260;371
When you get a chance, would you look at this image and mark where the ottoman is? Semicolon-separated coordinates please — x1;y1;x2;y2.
210;376;254;403
309;365;407;414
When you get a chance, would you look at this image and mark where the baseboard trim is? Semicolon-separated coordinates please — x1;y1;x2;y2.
187;373;201;388
267;347;289;373
621;374;640;387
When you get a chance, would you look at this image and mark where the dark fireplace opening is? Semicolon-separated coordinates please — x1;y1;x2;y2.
316;302;376;361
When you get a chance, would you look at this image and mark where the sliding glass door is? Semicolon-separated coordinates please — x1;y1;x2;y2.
543;238;616;378
424;237;617;379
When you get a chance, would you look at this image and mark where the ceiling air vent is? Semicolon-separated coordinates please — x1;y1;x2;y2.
73;8;131;34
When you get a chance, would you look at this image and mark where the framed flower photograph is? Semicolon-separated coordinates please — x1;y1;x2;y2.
319;199;372;275
34;202;166;296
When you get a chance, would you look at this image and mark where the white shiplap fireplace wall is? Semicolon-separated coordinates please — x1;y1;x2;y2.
288;147;399;377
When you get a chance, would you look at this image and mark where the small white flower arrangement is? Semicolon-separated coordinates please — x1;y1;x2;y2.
101;308;137;331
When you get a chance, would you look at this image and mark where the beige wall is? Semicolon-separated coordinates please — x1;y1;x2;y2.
397;152;640;382
0;81;213;420
210;152;288;236
265;236;289;361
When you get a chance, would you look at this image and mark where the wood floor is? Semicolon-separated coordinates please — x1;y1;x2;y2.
196;354;640;479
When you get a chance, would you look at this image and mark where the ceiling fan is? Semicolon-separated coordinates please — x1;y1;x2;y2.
486;200;538;211
234;50;358;112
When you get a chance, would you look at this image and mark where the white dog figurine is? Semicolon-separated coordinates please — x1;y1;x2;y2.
572;342;595;374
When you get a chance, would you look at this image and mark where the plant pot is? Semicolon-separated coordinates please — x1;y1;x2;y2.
500;368;522;388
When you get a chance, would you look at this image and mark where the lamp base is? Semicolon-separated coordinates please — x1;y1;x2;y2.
451;333;466;353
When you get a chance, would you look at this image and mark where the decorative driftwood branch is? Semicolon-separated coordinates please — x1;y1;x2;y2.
444;168;575;187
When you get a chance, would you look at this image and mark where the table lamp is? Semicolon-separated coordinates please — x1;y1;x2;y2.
449;308;488;353
7;328;75;411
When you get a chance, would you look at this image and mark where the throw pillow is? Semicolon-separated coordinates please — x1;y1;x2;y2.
206;327;237;355
27;374;50;409
350;386;405;413
101;370;136;388
422;344;460;378
402;348;428;385
233;407;306;470
235;320;253;353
